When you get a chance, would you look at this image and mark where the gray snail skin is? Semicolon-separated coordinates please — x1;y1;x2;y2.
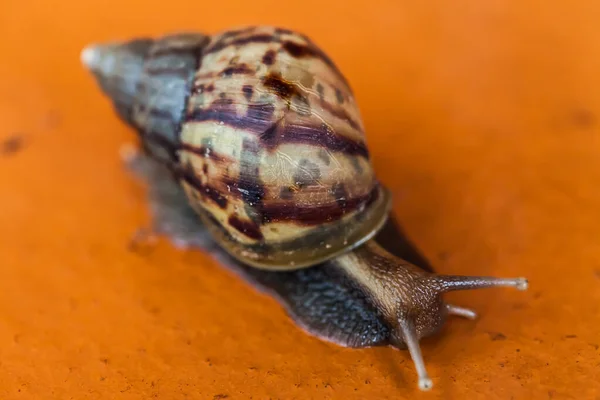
81;25;528;391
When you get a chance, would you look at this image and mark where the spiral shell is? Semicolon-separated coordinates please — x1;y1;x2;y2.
83;26;392;269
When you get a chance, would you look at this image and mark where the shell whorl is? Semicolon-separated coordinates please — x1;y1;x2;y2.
82;26;392;269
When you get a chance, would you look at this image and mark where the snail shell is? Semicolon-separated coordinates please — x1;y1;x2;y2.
84;26;391;270
81;26;529;391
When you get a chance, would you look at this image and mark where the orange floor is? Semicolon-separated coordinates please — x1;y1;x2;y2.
1;1;599;399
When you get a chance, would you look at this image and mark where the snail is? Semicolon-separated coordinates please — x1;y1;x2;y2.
80;25;528;391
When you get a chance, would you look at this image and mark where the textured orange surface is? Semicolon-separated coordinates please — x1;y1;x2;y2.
1;1;600;399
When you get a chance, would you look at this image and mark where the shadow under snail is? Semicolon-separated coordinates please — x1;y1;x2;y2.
80;25;528;391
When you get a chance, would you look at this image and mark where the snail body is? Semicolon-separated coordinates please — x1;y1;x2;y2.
82;26;528;391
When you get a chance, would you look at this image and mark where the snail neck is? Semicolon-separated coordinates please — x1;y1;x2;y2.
334;240;443;338
333;239;528;391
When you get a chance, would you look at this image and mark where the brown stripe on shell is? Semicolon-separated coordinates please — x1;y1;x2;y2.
247;102;277;123
220;63;254;77
259;184;380;225
184;100;368;158
228;214;264;240
171;162;229;209
184;100;273;132
206;26;259;51
258;120;281;148
283;121;368;157
217;171;381;226
260;120;369;158
318;98;362;132
203;34;279;55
